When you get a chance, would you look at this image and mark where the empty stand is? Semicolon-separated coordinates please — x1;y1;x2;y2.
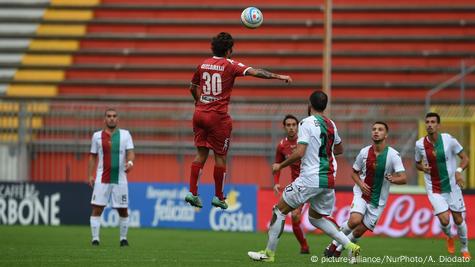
1;0;474;187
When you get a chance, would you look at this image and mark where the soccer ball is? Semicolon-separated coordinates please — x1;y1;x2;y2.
240;7;263;29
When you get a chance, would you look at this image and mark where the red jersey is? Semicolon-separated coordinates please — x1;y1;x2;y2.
191;56;250;114
274;137;301;184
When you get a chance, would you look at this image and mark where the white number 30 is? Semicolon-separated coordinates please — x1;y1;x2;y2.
202;72;222;95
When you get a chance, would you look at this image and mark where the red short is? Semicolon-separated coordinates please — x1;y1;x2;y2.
193;110;232;156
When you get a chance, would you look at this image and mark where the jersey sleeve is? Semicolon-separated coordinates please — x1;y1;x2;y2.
352;149;364;172
190;65;201;86
391;150;405;173
449;134;464;154
230;60;251;77
414;142;423;162
90;133;98;154
297;120;311;145
126;131;134;150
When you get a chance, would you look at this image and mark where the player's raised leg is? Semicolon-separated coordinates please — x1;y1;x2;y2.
307;197;360;259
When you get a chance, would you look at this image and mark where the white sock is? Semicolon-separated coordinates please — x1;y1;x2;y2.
119;216;129;241
336;244;343;252
309;216;351;247
265;206;286;252
347;232;360;243
90;216;101;241
341;220;352;235
441;223;452;237
456;221;468;252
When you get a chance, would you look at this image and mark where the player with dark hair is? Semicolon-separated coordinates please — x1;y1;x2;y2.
273;114;310;254
185;32;292;209
415;112;470;259
88;108;135;247
324;121;407;259
248;90;360;262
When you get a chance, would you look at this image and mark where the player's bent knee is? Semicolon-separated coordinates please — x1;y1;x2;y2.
452;212;464;225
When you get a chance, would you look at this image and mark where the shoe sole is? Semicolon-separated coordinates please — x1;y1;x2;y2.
185;198;202;208
211;202;227;209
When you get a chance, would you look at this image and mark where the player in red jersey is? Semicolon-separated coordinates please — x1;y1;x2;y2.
273;114;310;254
185;32;292;209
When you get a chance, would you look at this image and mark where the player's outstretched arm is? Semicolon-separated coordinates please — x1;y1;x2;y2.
246;68;292;83
272;143;306;173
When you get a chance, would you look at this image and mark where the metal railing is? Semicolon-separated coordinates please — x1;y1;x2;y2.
0;96;426;186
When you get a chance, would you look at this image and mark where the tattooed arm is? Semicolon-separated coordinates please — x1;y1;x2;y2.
246;68;292;83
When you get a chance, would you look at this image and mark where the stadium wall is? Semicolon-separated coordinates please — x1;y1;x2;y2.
2;182;473;240
0;182;258;232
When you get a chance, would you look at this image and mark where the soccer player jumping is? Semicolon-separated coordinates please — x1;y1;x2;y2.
185;32;292;209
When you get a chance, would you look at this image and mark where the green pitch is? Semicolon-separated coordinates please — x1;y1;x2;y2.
0;226;473;267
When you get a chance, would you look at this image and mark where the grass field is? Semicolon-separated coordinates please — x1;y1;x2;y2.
1;226;473;267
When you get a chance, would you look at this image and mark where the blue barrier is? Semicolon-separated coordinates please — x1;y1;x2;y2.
101;183;257;232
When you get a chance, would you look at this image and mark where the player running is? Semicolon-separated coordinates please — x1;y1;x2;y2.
415;112;470;259
324;122;407;260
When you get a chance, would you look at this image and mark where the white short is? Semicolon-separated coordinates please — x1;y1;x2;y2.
282;178;335;216
428;186;466;215
350;196;385;231
91;183;128;208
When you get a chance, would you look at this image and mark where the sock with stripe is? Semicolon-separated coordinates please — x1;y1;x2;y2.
266;206;286;252
189;161;203;196
213;166;226;200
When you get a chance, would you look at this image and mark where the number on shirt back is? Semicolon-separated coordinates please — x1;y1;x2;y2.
202;72;222;95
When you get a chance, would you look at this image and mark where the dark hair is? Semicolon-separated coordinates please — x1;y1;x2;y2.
211;32;234;57
104;107;117;117
282;114;299;126
309;90;328;112
425;112;440;123
373;121;389;132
